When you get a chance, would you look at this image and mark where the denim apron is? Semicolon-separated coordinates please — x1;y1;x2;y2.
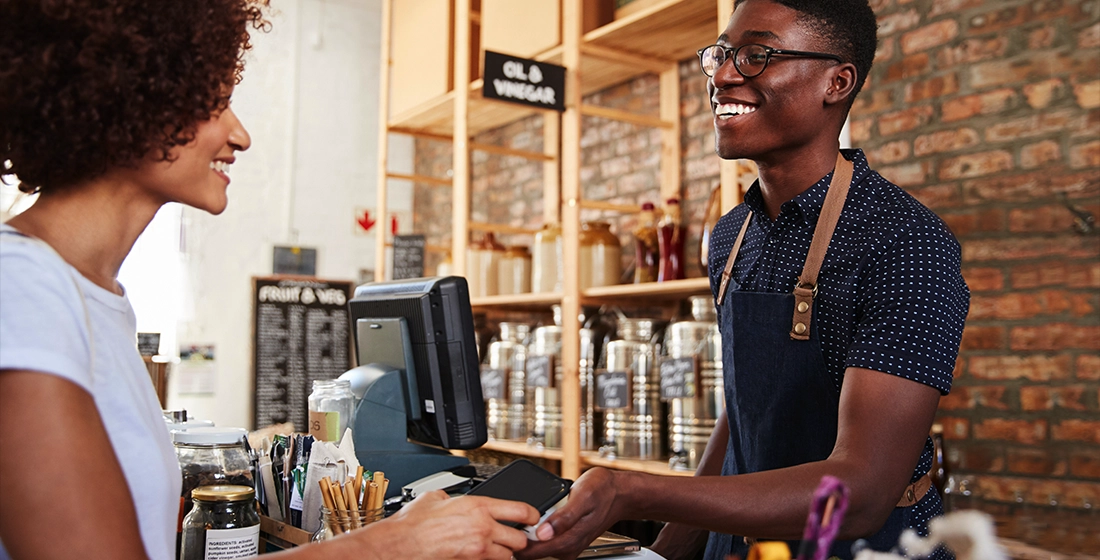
702;154;931;560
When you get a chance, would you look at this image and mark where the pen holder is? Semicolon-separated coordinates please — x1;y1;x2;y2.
311;507;385;541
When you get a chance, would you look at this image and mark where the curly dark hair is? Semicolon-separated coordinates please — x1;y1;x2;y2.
738;0;878;109
0;0;270;194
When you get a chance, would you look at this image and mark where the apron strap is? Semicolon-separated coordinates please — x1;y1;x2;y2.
790;153;854;341
716;210;753;306
896;472;933;508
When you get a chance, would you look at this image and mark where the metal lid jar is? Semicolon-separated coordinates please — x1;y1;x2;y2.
180;485;260;560
665;296;723;471
485;323;531;441
600;318;664;460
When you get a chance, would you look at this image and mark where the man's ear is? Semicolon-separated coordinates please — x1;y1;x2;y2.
824;62;858;107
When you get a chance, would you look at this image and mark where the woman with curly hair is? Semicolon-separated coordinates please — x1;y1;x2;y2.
0;2;537;559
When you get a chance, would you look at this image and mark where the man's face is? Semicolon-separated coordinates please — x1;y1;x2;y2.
707;0;839;162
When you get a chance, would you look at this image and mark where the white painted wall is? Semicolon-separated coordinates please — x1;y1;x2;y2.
167;0;413;429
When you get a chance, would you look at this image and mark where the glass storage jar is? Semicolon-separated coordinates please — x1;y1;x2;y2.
311;506;385;541
180;485;260;560
308;379;355;442
173;426;254;547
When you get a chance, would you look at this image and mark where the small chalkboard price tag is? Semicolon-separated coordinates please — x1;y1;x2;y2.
526;355;553;388
480;367;506;400
137;332;161;356
596;370;630;410
660;357;697;400
392;235;426;280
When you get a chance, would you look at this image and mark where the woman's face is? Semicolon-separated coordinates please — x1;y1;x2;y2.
124;104;251;215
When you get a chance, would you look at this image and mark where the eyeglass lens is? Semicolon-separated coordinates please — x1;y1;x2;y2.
701;45;769;77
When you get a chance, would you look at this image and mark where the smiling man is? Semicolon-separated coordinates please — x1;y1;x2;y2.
516;2;969;560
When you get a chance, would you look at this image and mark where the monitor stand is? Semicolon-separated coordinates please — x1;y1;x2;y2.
347;363;468;499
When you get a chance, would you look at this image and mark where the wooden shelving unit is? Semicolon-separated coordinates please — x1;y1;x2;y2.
376;0;743;481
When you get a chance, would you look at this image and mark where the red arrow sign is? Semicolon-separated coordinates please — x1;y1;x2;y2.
357;209;377;232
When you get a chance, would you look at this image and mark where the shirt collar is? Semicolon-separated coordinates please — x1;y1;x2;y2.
742;149;868;226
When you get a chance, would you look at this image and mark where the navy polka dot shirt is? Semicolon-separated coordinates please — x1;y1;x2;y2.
708;149;970;484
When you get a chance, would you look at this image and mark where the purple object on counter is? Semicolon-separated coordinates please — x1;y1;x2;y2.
797;475;851;560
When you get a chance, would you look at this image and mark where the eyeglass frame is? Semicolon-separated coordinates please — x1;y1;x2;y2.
696;43;844;78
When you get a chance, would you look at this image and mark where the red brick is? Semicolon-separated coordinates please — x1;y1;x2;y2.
1022;78;1065;109
970;51;1096;90
1006;448;1066;476
878;161;932;187
913;127;980;157
975;476;1100;507
969;293;1057;321
902;20;959;54
1013;262;1100;289
1052;385;1089;411
964;237;1099;262
880;105;934;136
851;89;894;115
936;36;1008;68
906;183;961;208
939;416;970;439
962;267;1004;291
960;326;1006;351
874;37;896;65
940;386;1009;410
1051;420;1100;444
1080;22;1100;50
1028;25;1057;50
1078;355;1100;380
929;0;983;17
884;53;931;83
942;89;1017;122
937;390;969;410
1020;386;1053;411
1019;140;1062;170
985;109;1091;143
1067;292;1097;318
1070;140;1100;169
974;419;1048;445
966;5;1028;34
1069;450;1100;478
866;140;911;165
878;9;921;36
1008;204;1089;233
904;74;960;104
939;150;1013;180
850;118;874;144
1010;323;1100;351
969;354;1072;381
953;444;1004;472
940;208;1003;237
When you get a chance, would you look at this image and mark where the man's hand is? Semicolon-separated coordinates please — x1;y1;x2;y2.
515;468;623;560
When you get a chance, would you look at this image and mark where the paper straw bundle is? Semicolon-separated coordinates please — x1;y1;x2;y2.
317;467;390;534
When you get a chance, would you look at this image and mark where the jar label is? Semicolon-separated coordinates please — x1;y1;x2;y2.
480;367;506;400
526;355;553;388
596;370;630;410
204;526;259;559
659;357;697;400
309;410;340;441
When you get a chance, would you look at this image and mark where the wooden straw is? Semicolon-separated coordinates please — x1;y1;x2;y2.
354;465;364;507
380;478;390;509
318;477;344;535
331;481;350;532
343;483;361;528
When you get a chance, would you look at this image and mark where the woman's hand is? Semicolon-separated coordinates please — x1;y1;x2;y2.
515;467;625;560
358;490;540;560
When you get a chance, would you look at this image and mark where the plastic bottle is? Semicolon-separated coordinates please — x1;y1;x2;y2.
657;198;685;281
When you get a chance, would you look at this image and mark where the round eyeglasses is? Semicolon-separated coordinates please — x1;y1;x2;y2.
697;43;843;78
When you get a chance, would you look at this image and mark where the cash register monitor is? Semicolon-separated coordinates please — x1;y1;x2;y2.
347;276;486;450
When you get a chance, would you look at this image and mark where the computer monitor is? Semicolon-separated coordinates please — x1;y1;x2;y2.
343;277;485;493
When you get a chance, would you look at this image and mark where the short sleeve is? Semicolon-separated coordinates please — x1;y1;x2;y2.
845;222;969;394
0;237;94;391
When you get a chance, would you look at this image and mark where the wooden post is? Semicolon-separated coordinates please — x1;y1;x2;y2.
453;0;471;276
659;64;681;201
374;0;394;280
716;0;742;213
559;0;582;481
543;113;561;225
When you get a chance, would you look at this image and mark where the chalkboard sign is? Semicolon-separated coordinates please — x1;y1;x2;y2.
480;367;506;400
526;355;553;388
660;357;697;400
137;332;161;356
392;235;425;280
482;51;566;112
252;277;353;430
596;370;630;410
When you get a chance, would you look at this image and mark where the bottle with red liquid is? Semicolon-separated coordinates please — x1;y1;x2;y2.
657;198;685;281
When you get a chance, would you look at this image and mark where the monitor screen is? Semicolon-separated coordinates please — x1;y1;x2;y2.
347;276;486;450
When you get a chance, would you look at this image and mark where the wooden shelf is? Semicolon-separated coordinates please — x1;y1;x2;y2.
470;292;562;310
387;0;715;137
581;277;711;303
580;452;695;477
481;439;565;460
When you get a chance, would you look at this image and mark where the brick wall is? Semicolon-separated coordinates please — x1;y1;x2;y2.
855;0;1100;508
412;0;1099;507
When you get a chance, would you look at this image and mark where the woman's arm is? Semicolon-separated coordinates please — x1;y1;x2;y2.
519;367;940;559
0;370;150;560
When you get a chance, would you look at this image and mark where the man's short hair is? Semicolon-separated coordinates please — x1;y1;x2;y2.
745;0;879;108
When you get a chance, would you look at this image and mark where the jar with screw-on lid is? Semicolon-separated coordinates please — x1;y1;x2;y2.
180;485;260;560
308;379;355;442
172;427;254;551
